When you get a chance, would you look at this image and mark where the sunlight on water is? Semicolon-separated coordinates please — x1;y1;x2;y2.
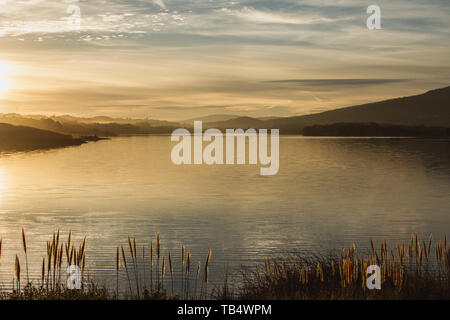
0;136;449;291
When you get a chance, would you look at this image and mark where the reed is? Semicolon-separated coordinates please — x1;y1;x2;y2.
3;230;450;300
21;228;29;284
201;249;212;299
121;245;132;296
127;237;139;296
150;241;153;291
156;233;160;290
194;261;201;298
168;251;174;295
239;233;450;299
14;255;21;291
184;251;191;299
41;258;45;288
181;244;185;296
161;256;166;289
116;247;120;298
142;244;146;289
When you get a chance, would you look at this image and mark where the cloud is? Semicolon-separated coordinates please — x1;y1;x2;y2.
152;0;166;10
268;79;408;86
218;6;336;25
0;0;449;119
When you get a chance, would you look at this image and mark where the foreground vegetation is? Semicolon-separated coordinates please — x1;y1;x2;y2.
1;231;449;300
237;235;450;299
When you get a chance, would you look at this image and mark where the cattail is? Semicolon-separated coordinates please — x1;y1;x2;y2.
22;228;30;284
370;238;375;256
156;234;160;290
21;228;27;254
168;251;173;276
150;241;154;267
181;244;185;295
69;246;73;265
142;244;146;289
194;261;201;299
428;234;433;256
128;237;139;294
58;244;63;268
56;230;60;249
81;237;86;258
204;249;212;284
121;246;127;268
206;249;211;266
156;233;160;260
184;251;191;297
67;230;72;260
168;251;174;295
15;255;21;290
196;261;201;279
116;247;120;298
131;237;139;295
204;266;209;285
150;241;153;291
444;233;447;250
128;237;134;258
0;239;2;262
162;256;166;279
185;252;191;276
181;244;185;265
46;248;52;289
41;258;45;286
121;246;132;296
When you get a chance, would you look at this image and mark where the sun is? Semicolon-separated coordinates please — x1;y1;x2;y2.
0;61;12;95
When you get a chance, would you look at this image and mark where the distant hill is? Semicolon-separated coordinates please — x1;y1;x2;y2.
182;114;240;124
2;86;449;136
197;86;450;134
205;116;266;129
0;123;86;151
257;116;283;121
0;114;182;136
267;86;450;133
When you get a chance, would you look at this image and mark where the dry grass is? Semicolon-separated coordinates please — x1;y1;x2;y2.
1;230;450;300
235;234;450;300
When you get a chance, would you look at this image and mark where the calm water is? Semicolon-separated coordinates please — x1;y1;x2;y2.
0;136;450;291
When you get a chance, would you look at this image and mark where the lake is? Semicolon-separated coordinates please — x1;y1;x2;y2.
0;136;449;292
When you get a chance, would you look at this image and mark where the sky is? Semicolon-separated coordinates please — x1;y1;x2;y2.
0;0;449;120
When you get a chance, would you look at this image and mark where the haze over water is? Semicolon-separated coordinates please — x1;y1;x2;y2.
0;136;449;290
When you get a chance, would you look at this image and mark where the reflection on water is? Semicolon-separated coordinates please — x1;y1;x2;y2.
0;136;449;290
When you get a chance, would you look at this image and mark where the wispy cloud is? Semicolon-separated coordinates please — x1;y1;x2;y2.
269;79;408;86
217;6;337;25
0;0;449;118
152;0;166;10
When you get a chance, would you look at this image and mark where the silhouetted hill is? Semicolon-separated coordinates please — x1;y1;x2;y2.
182;114;240;124
303;123;450;137
267;86;450;133
205;116;266;129
0;123;86;151
0;114;181;136
2;86;449;136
